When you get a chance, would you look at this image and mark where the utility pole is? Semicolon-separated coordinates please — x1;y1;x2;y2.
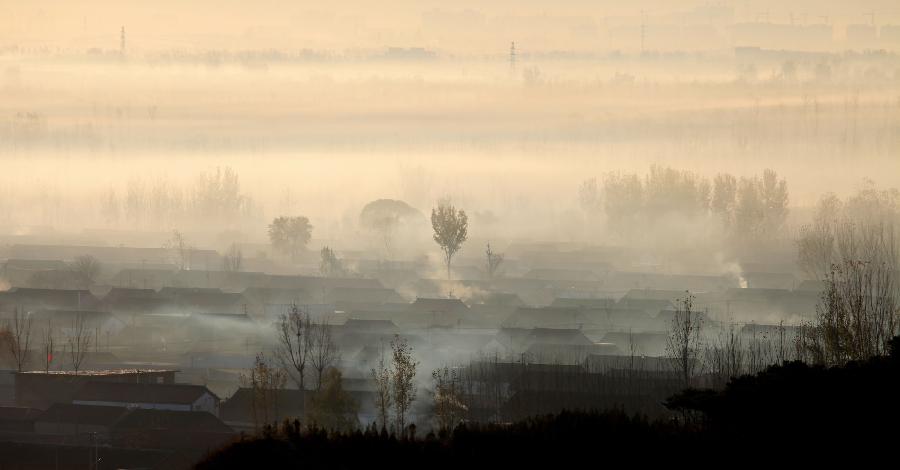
509;41;516;73
120;26;125;56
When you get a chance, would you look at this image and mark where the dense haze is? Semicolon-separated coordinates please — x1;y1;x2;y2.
0;3;899;466
2;1;899;250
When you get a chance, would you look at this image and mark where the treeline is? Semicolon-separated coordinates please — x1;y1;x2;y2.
99;166;261;227
579;166;789;239
197;337;900;468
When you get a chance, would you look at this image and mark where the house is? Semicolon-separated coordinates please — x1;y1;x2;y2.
741;272;797;290
112;412;235;453
15;369;178;409
338;318;397;335
0;259;69;287
34;403;129;437
615;298;675;316
72;381;219;415
406;297;469;326
101;288;169;317
579;307;657;331
240;287;306;318
600;332;669;356
654;309;709;330
584;354;675;374
0;406;40;432
550;297;615;309
502;307;581;328
111;407;233;436
466;292;525;308
220;388;307;430
523;268;600;282
323;287;404;305
620;289;686;302
109;268;176;290
0;288;102;312
157;287;247;315
483;327;535;354
523;343;621;364
528;328;595;346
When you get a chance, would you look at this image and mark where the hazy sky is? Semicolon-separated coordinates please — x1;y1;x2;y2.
3;0;900;54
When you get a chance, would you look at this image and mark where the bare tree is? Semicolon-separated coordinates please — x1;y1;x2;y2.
431;200;468;280
277;304;312;391
222;243;243;272
666;292;704;388
71;255;102;289
66;313;92;374
3;308;33;372
164;230;191;270
390;335;418;436
371;347;393;431
310;320;338;391
42;319;54;373
703;323;744;389
485;243;504;280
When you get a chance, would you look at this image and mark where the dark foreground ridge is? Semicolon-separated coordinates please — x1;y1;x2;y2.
196;337;900;469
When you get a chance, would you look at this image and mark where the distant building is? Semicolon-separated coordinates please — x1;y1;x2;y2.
72;382;219;415
15;369;177;409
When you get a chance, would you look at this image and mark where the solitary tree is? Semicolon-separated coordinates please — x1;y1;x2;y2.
431;201;468;280
42;319;54;373
3;308;33;372
390;335;418;436
310;320;338;391
277;305;312;391
485;243;504;280
66;313;92;374
268;216;312;262
666;292;704;388
371;347;392;431
164;230;191;270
